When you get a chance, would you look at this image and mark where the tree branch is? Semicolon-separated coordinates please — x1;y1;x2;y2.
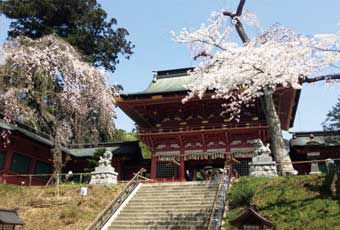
236;0;246;16
313;46;340;53
222;0;250;44
190;39;226;51
193;51;213;60
222;11;234;17
235;21;250;43
302;74;340;83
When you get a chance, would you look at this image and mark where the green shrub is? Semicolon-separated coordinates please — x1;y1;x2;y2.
229;180;256;208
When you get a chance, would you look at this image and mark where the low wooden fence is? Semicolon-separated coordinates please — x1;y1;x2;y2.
0;172;131;186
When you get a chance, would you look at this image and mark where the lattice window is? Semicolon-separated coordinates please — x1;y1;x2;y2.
0;151;6;170
243;225;260;230
34;160;52;179
10;152;31;174
0;224;15;230
234;159;251;176
156;161;179;179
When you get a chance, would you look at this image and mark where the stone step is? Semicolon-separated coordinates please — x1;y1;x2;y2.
122;204;213;211
133;194;215;202
125;203;212;208
120;209;212;214
108;220;207;226
143;182;216;186
119;210;210;218
108;224;206;230
119;208;212;214
136;191;217;196
140;188;216;191
139;187;215;190
134;194;215;200
143;183;217;186
113;216;209;222
137;190;215;195
126;202;213;207
107;182;219;229
118;212;211;218
136;192;215;197
141;184;217;189
139;186;217;190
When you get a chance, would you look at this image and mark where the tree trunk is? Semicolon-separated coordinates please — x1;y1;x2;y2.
263;88;297;175
52;135;62;197
50;120;63;197
224;0;297;176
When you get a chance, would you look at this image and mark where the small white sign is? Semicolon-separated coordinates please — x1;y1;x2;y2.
307;152;320;157
80;187;88;196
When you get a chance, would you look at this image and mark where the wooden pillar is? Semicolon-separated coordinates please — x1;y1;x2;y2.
2;146;14;184
225;131;230;160
3;147;13;172
29;159;36;175
113;159;121;181
151;154;157;180
179;148;185;181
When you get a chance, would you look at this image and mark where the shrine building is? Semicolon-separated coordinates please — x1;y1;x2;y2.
290;130;340;174
116;67;300;181
0;115;149;185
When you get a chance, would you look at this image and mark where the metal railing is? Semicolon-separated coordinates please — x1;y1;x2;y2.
207;163;231;230
86;168;149;230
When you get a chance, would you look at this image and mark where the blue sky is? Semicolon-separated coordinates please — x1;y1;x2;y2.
1;0;339;135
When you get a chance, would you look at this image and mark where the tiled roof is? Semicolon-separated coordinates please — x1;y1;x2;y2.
0;119;143;159
290;130;340;146
0;120;52;146
0;209;25;225
68;141;144;159
121;67;194;96
68;146;119;157
0;119;72;155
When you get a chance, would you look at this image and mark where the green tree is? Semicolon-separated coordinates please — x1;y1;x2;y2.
87;148;106;172
112;129;138;142
323;96;340;131
0;0;134;72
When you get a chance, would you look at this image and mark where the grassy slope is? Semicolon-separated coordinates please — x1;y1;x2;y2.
0;183;124;230
225;175;340;230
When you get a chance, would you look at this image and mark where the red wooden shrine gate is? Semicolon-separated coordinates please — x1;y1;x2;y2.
117;68;300;181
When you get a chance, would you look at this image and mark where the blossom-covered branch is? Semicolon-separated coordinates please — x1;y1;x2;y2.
173;12;340;120
302;74;340;83
0;35;116;144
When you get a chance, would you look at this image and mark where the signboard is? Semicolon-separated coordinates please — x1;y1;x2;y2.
307;152;320;157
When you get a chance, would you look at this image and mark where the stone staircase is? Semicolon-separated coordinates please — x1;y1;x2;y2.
107;181;219;229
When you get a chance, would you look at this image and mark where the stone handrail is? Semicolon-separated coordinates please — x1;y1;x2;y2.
207;164;230;230
86;168;149;230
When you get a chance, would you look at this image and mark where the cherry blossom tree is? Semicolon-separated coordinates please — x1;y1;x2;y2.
173;0;340;175
0;35;116;185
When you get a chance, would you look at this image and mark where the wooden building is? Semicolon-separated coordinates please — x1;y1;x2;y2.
229;207;274;230
0;118;70;185
116;68;300;181
0;117;148;185
0;208;25;230
290;130;340;174
68;141;150;181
